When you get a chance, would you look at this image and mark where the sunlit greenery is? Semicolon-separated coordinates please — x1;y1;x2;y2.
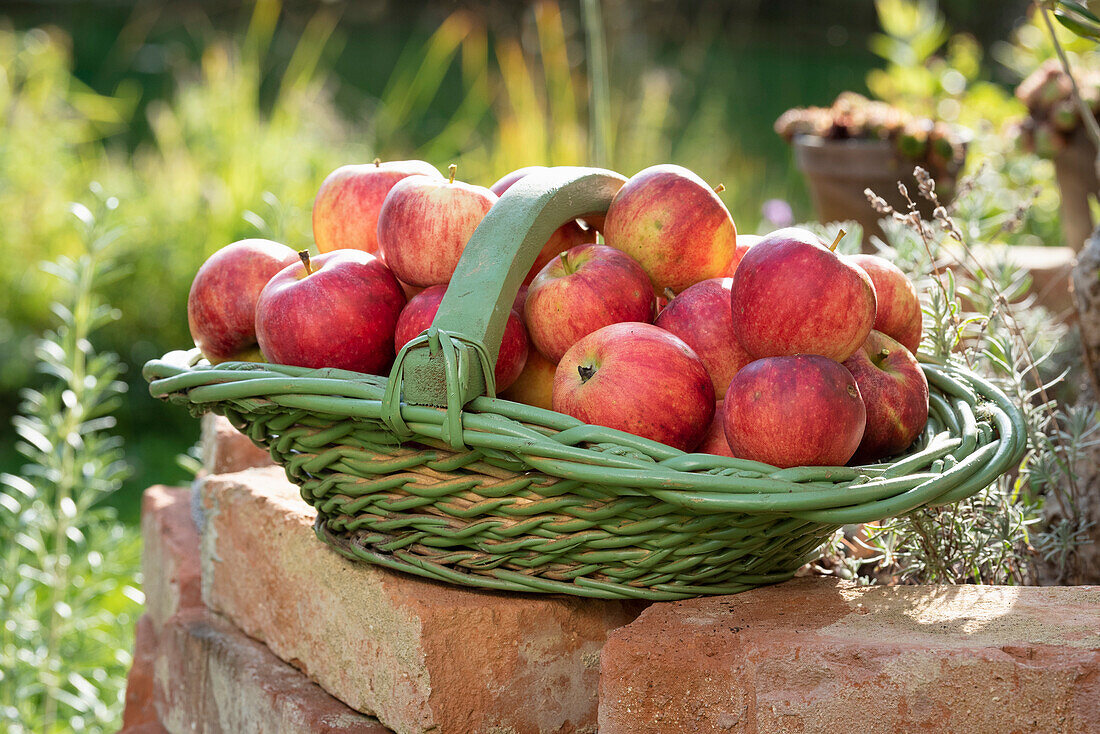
1;194;142;734
1;0;1096;728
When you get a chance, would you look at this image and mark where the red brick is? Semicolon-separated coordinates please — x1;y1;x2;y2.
141;486;202;631
598;578;1100;733
201;413;273;475
201;467;646;734
154;607;389;734
121;614;161;730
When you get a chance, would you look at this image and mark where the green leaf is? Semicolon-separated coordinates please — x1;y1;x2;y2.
1059;0;1100;24
1054;9;1100;39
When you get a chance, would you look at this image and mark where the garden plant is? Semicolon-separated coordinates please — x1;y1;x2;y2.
2;1;1100;730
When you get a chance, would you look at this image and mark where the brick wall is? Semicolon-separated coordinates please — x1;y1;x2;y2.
123;415;1100;734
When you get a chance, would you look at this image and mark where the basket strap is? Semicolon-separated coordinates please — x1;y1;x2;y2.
382;166;625;437
382;326;496;450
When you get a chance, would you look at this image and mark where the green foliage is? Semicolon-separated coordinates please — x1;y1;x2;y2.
1052;1;1100;42
0;25;133;395
867;0;1063;248
0;191;142;733
995;3;1099;78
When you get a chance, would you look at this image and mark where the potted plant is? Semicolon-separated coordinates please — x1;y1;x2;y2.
776;93;969;244
1015;59;1100;250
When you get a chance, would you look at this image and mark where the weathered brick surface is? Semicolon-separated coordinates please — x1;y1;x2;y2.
200;413;273;475
120;614;166;733
155;608;390;734
598;578;1100;734
142;486;203;631
201;467;647;734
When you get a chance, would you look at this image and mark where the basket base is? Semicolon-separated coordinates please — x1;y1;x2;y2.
316;519;830;601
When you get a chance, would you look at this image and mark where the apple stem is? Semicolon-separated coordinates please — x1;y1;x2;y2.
373;158;381;167
448;163;457;184
663;287;676;302
829;229;847;252
299;250;314;276
713;183;725;194
558;251;574;275
578;364;597;384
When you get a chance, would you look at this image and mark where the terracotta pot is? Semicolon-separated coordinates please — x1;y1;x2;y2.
1052;128;1099;251
793;136;962;250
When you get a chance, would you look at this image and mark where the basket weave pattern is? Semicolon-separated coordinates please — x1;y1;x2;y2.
147;350;1025;601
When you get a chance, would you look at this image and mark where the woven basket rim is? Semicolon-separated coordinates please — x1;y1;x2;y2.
145;347;1027;527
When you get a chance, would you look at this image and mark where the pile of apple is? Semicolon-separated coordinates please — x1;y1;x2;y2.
187;159;929;469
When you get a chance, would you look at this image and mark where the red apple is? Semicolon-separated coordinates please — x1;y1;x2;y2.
187;239;299;364
698;401;734;456
312;160;443;254
500;348;557;411
490;167;598;284
512;283;530;315
845;254;922;353
398;279;423;302
724;234;760;277
655;277;753;396
377;168;497;287
489;166;549;196
842;330;929;463
554;322;715;451
522;220;595;285
730;227;877;363
723;355;866;468
394;285;529;392
255;250;406;375
525;244;655;362
603;164;737;293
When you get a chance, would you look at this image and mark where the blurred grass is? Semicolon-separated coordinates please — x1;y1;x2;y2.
0;1;1032;523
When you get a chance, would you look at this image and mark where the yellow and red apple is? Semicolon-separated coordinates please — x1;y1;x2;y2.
525;244;655;363
377;170;497;287
730;228;877;363
312;160;443;254
845;254;923;354
655;277;753;396
603;164;737;293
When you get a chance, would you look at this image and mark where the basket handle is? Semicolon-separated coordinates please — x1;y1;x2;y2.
383;166;625;440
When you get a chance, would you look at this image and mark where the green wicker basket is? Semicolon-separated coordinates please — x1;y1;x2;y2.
145;166;1027;601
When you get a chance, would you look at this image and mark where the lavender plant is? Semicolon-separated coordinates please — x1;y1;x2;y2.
811;161;1094;585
